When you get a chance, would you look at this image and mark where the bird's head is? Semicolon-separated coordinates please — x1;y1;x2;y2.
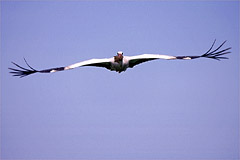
117;51;123;59
117;51;123;55
114;51;123;63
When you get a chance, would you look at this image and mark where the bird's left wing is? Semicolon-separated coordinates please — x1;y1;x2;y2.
9;57;113;78
127;40;231;68
126;54;176;68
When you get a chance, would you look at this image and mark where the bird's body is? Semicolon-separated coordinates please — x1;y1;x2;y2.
111;58;128;73
9;40;231;78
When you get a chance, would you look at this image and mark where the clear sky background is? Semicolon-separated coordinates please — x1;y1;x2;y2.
1;1;239;160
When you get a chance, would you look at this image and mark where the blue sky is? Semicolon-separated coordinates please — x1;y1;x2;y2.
1;1;239;159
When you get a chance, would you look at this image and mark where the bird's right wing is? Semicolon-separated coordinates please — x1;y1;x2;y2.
9;57;113;78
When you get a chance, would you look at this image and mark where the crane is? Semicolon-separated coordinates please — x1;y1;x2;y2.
9;40;231;78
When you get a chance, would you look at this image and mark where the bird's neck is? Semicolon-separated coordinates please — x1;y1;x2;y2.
114;55;123;63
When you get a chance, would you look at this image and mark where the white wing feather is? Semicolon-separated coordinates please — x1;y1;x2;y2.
125;54;176;61
65;58;113;70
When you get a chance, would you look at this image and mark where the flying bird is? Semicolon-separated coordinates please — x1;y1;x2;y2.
9;40;231;78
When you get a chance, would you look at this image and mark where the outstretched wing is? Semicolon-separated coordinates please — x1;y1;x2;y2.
127;54;176;68
9;58;113;78
127;40;231;68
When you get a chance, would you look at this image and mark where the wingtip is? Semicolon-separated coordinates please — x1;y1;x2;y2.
201;40;231;60
9;59;38;78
